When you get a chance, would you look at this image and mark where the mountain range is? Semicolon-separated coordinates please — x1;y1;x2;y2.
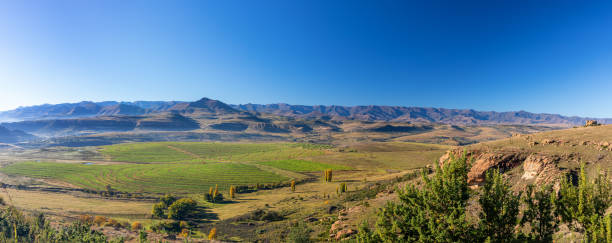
1;98;609;126
0;97;584;146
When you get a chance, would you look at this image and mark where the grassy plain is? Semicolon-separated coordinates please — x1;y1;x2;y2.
0;189;153;219
0;162;287;193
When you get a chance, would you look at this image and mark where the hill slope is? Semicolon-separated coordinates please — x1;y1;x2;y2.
0;125;35;143
440;125;612;190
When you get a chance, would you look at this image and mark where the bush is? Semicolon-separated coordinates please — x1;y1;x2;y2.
243;209;284;222
152;202;165;218
150;221;181;233
205;192;224;203
159;194;178;208
521;185;558;242
78;214;94;224
288;223;312;243
375;152;473;242
556;163;612;240
138;230;148;242
104;218;120;228
93;216;108;226
355;221;380;243
343;183;385;202
131;221;142;231
478;169;521;241
167;198;197;220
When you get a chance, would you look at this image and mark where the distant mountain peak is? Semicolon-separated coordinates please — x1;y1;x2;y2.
169;97;239;114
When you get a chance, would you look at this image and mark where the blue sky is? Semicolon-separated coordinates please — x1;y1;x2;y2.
1;1;611;117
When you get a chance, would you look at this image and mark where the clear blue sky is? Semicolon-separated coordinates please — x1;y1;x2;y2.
1;1;611;117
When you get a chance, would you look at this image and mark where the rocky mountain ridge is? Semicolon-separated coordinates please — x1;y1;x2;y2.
1;98;609;126
233;103;612;125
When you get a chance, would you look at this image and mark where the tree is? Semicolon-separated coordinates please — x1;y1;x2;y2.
583;214;612;243
291;180;296;192
356;221;380;243
167;198;197;220
556;163;612;232
478;169;521;241
208;227;217;240
230;185;236;199
205;191;224;203
214;184;219;199
338;183;348;193
375;152;473;242
521;185;558;242
159;194;177;208
324;169;333;182
152;203;165;218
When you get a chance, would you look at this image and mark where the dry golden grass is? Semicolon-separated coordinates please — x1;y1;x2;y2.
0;189;153;219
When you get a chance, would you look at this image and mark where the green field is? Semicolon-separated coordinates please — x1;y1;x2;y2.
257;159;351;172
0;141;449;196
100;142;327;163
100;143;201;163
0;162;287;194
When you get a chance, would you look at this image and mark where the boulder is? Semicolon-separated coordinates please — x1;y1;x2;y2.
585;120;600;127
335;229;357;240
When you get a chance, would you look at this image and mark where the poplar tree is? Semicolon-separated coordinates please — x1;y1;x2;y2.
291;180;296;192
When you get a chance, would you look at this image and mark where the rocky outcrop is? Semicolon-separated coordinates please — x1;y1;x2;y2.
439;148;562;187
521;154;561;185
585;120;601;127
439;149;528;185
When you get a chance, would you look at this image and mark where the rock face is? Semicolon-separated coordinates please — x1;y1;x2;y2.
521;154;560;185
585;120;601;127
439;149;562;187
439;149;528;185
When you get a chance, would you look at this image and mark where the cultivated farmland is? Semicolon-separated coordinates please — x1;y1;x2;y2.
0;161;287;194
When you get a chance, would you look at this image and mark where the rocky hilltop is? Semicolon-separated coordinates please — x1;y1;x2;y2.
439;124;612;190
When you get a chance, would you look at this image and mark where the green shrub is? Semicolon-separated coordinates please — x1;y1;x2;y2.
478;169;521;241
287;222;312;243
150;221;181;233
151;203;165;218
205;192;224;203
375;152;473;242
167;198;197;220
159;194;178;208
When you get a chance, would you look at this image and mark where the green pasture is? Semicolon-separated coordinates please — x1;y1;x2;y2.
0;161;287;194
257;159;352;172
99;142;327;163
